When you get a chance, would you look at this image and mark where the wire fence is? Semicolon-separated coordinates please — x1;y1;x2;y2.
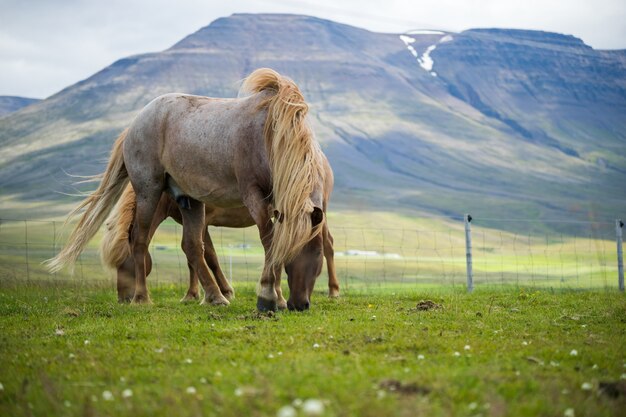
0;216;623;293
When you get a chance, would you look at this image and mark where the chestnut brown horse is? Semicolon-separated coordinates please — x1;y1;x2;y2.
101;183;339;309
47;68;331;311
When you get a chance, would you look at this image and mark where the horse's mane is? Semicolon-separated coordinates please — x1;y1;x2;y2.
240;68;325;267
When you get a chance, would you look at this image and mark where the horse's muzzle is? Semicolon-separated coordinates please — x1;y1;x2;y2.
287;299;310;311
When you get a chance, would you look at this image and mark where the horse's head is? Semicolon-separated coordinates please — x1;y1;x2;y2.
284;206;324;311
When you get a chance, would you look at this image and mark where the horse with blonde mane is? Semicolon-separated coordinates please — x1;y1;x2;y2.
101;182;339;309
47;68;332;311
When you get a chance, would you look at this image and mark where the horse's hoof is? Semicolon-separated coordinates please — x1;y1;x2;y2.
328;291;340;299
201;294;230;306
257;297;277;312
131;294;152;304
118;296;133;304
180;292;200;303
276;298;288;310
222;288;235;301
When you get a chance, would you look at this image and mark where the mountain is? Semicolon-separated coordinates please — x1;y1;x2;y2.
0;96;41;117
0;14;624;232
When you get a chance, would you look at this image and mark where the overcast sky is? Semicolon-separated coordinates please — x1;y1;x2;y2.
1;0;624;98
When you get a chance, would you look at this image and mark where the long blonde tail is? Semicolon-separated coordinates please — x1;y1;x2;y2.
45;129;130;273
241;68;324;267
100;183;136;269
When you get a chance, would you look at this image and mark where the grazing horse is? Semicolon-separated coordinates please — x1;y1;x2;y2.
47;68;332;311
100;183;339;308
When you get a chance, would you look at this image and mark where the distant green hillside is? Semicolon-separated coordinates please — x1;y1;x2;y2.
0;14;624;233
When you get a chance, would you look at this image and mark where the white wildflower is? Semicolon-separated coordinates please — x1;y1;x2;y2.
278;351;283;356
64;400;71;408
268;353;275;359
234;388;243;397
313;343;320;349
464;345;471;351
186;386;197;395
564;408;575;417
522;341;528;346
376;389;386;399
468;402;478;410
592;364;598;370
122;389;133;398
570;349;578;356
102;390;114;401
292;398;303;407
68;353;75;359
417;354;425;360
184;358;193;364
621;373;626;380
302;399;325;416
581;382;593;391
454;351;461;357
154;348;164;353
199;377;207;384
277;405;297;417
215;371;222;377
84;340;90;345
0;382;4;391
55;329;65;336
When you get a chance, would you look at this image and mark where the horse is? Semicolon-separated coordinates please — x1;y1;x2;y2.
100;183;339;308
47;68;332;311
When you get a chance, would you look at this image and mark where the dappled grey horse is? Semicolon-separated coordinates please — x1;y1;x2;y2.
47;68;333;311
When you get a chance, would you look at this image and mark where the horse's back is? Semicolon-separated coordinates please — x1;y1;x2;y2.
124;92;268;208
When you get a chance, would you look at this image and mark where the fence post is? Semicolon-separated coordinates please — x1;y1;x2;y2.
465;214;473;293
617;219;624;292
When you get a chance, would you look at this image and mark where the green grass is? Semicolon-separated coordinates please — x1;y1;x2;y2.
0;283;624;417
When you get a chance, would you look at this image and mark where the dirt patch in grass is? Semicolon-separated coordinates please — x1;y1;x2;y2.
414;300;442;311
599;381;626;399
379;379;430;396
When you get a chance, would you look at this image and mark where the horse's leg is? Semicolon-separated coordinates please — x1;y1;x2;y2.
180;261;200;302
131;191;161;304
120;192;166;303
273;265;287;310
202;229;235;300
324;224;340;298
116;255;135;303
242;187;277;311
180;199;229;306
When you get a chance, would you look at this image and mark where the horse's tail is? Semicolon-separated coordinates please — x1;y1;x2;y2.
241;68;325;267
100;183;136;270
45;129;130;273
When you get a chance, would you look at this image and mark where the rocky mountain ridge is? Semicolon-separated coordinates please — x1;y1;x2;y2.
0;14;624;232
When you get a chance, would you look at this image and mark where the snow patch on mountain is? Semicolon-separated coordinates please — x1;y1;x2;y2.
399;32;454;77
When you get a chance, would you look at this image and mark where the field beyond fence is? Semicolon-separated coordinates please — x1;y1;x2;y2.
0;214;623;292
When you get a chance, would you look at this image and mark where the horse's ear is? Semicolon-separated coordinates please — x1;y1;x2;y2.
311;207;324;227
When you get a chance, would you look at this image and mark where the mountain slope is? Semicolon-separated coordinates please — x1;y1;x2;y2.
0;14;624;232
0;96;41;117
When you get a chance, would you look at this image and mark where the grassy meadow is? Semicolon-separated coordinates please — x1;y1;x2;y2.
0;283;624;417
0;210;624;416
